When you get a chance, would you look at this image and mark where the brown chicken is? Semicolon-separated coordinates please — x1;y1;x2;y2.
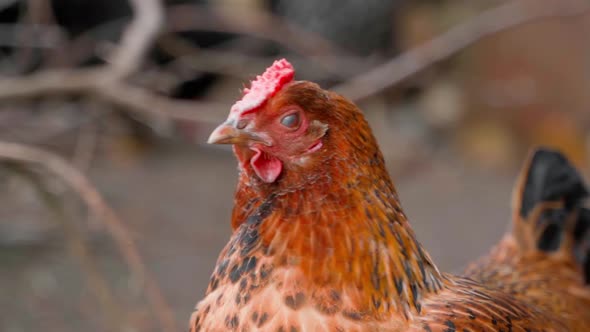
190;59;590;331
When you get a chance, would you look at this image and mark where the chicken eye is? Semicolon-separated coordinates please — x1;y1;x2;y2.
280;113;300;129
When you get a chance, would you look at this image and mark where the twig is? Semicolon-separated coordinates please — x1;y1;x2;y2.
164;3;347;58
9;0;45;73
0;0;224;123
157;38;352;81
72;117;98;171
163;4;368;77
0;23;65;48
0;141;177;331
0;0;227;125
0;0;585;125
333;0;590;101
106;0;164;80
0;0;355;124
0;102;109;145
27;0;72;68
57;3;360;72
98;80;226;124
6;163;128;328
0;68;227;124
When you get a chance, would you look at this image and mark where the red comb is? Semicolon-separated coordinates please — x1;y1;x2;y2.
230;59;294;115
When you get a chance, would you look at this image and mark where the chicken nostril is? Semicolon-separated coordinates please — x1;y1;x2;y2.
236;119;248;130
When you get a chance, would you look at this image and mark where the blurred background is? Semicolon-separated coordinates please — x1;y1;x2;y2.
0;0;588;331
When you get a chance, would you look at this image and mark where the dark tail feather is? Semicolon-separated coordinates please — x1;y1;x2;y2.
574;208;590;283
512;147;589;283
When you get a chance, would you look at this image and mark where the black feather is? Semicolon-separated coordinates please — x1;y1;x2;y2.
520;149;588;218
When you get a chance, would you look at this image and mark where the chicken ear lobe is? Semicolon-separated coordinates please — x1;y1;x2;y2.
250;148;283;183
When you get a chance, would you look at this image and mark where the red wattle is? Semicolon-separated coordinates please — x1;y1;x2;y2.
250;148;283;183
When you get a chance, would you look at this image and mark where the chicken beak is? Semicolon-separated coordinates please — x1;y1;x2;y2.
207;120;270;146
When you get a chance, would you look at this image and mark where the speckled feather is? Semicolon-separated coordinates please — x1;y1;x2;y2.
190;61;590;331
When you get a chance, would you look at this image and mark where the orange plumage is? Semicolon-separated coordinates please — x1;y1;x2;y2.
190;59;590;331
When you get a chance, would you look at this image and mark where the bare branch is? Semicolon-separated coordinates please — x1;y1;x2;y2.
72;117;98;171
0;141;178;331
156;34;370;80
97;80;226;124
0;0;584;125
0;23;65;48
58;3;363;73
7;164;128;328
165;3;347;58
107;0;164;80
333;0;590;101
0;68;227;123
0;0;227;125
